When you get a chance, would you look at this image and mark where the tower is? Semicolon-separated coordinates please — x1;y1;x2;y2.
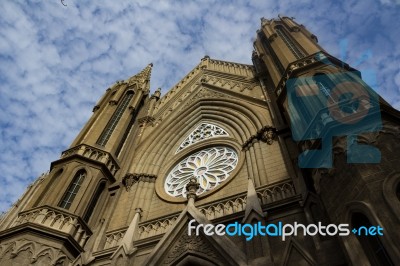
0;16;399;265
253;16;400;265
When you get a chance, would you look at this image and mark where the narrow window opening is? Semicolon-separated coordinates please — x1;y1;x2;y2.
96;91;134;146
83;182;106;222
275;25;306;59
58;170;86;209
351;212;393;265
258;31;285;75
115;96;145;157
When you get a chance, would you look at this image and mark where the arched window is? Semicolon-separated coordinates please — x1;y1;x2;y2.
115;96;145;157
97;91;134;146
176;123;229;153
83;182;106;222
58;170;86;209
351;212;393;265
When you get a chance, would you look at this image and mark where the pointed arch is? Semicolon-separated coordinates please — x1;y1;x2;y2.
282;237;317;266
58;169;87;209
33;247;54;264
176;122;229;153
83;180;106;223
351;212;394;265
382;171;400;222
13;241;35;260
143;202;247;266
341;201;399;265
96;90;135;146
129;91;268;175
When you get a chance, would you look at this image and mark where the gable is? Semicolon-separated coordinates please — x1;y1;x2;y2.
142;202;247;266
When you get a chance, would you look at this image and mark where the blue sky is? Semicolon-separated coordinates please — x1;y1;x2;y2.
0;0;399;212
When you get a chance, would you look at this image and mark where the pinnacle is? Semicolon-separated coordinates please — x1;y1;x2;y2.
127;63;153;85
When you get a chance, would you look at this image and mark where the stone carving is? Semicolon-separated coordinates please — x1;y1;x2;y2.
13;206;92;247
186;178;200;201
199;196;247;220
183;88;234;109
104;214;180;249
138;215;179;240
122;173;157;191
200;74;257;92
60;144;120;176
198;180;294;220
104;180;294;248
177;123;229;153
138;115;155;125
163;231;222;265
256;181;295;205
104;229;126;249
242;125;277;150
0;239;69;265
153;64;257;125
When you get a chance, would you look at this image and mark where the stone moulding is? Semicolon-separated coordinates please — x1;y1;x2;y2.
0;238;69;265
57;144;120;177
103;180;295;248
13;205;92;248
274;51;357;98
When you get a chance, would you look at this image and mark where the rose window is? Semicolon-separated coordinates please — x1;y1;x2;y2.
165;146;238;197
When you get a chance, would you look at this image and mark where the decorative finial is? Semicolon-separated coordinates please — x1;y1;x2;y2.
151;87;162;99
186;177;200;202
149;63;153;67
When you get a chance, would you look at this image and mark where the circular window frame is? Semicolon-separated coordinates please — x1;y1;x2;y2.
155;137;244;203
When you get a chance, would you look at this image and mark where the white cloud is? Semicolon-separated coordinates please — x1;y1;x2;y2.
0;0;399;212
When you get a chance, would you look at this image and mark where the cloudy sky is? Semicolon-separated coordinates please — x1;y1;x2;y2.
0;0;399;212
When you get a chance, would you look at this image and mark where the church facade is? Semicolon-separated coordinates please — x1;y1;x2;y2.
0;16;399;265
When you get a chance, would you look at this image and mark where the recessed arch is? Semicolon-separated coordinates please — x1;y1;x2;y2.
382;172;400;222
341;201;400;264
58;169;87;210
351;212;394;265
83;180;107;223
129;95;268;175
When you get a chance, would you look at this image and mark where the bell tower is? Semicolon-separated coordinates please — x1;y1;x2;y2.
0;64;152;264
253;16;400;264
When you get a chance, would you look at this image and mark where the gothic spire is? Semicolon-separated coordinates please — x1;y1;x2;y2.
126;63;153;87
